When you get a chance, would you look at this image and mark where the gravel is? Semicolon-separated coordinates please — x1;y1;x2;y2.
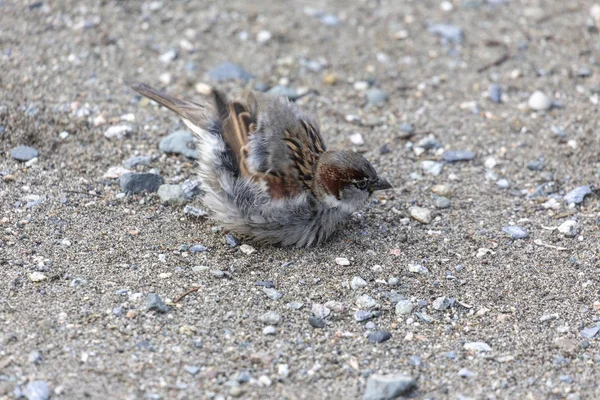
159;130;197;159
157;184;186;205
146;293;168;313
427;24;463;44
11;145;39;161
23;380;50;400
367;330;392;343
395;300;415;315
564;186;592;204
528;91;552;111
363;373;417;400
259;311;281;325
123;155;152;169
120;173;164;194
502;225;529;239
442;150;475;162
409;207;432;224
365;88;388;106
308;316;325;329
350;276;368;289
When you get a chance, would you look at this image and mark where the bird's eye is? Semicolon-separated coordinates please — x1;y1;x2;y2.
355;180;369;190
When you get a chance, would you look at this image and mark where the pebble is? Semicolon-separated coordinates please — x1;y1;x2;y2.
268;85;300;100
432;296;450;310
159;130;197;159
287;301;304;310
443;150;475;162
23;380;50;400
368;330;391;343
564;186;592;204
415;311;433;323
308;316;325;329
349;133;365;145
120;173;164;194
157;184;186;205
435;196;451;209
527;159;544;171
464;341;492;352
409;207;432;224
184;205;208;218
146;293;168;313
428;24;463;43
335;257;350;266
366;88;388;106
458;368;476;378
528;91;552;111
363;373;417;400
554;337;578;353
350;276;368;290
69;277;87;287
416;135;440;150
226;234;241;247
208;63;253;82
395;300;415;315
558;220;579;237
502;225;529;239
28;351;42;365
488;84;502;103
312;303;331;319
421;160;443;176
263;326;276;335
398;124;415;139
103;166;132;179
11;145;39;162
408;264;429;274
256;30;272;43
354;310;376;322
104;125;132;139
388;277;399;286
159;49;177;63
431;184;451;197
356;294;379;310
29;272;46;282
123;156;152;169
59;131;69;139
259;311;281;325
240;244;256;255
189;244;207;253
319;13;340;26
496;179;509;189
262;287;283;300
580;325;600;339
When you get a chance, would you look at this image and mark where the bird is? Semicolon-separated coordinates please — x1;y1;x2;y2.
132;83;392;247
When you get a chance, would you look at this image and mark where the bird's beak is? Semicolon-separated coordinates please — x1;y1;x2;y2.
370;177;392;192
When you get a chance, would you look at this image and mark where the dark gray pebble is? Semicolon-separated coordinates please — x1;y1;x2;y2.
308;316;325;329
159;130;197;159
226;234;241;247
443;150;475;162
120;173;164;194
11;145;39;162
368;330;391;343
489;84;502;103
146;293;168;313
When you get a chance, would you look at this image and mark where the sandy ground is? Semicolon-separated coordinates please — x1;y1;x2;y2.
1;0;600;399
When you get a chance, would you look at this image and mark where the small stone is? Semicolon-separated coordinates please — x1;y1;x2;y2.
554;337;578;353
398;123;415;138
432;296;450;311
159;130;197;159
240;244;256;255
287;301;304;310
558;220;579;237
69;277;87;287
354;310;376;322
442;150;475;162
395;300;415;315
23;380;50;400
308;316;325;329
323;73;338;85
580;325;600;339
368;330;391;343
528;91;552;111
126;310;137;319
421;160;443;176
335;257;350;266
120;173;164;194
59;131;69;139
431;184;451;196
349;133;365;145
564;186;592;205
363;373;417;400
11;145;39;162
226;234;241;247
159;49;177;63
415;311;433;323
415;135;440;150
540;314;559;322
184;365;200;375
278;364;289;378
356;294;379;310
158;184;186;205
123;156;152;169
103;166;132;179
263;326;276;335
256;30;272;43
408;264;429;274
146;293;168;313
496;179;509;189
527;159;544;171
458;368;476;378
28;351;43;364
435;196;451;209
350;276;368;290
409;207;432;224
210;270;225;278
104;125;132;139
262;287;283;300
388;277;400;286
502;225;529;239
319;13;340;26
324;301;345;313
268;85;300;100
29;272;46;282
366;88;388;106
428;24;463;43
184;205;208;217
259;311;281;325
311;303;331;319
464;341;492;352
189;244;207;253
488;84;502;103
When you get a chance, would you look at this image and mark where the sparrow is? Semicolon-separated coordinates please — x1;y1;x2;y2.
132;83;392;247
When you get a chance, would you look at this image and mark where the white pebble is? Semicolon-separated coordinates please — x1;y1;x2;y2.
409;206;432;224
240;244;256;255
335;257;350;266
558;220;579;238
349;133;364;145
350;276;368;290
256;30;273;43
528;91;552;111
